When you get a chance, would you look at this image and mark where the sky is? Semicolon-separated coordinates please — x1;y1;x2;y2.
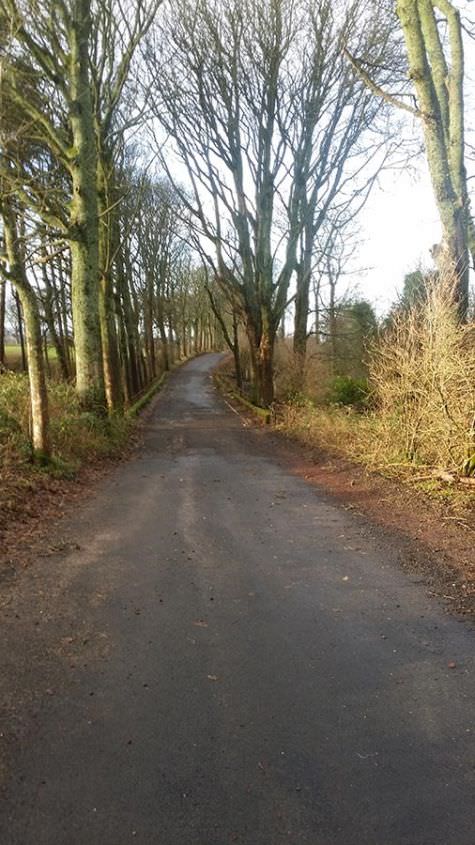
356;163;441;314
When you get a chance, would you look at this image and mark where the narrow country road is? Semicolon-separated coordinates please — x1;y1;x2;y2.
0;354;473;845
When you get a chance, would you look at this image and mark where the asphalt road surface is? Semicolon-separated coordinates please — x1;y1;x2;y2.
0;354;473;844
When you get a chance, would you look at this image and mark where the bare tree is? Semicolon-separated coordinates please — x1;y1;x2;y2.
137;178;187;374
91;0;162;409
289;0;395;379
2;0;105;406
0;189;50;459
146;0;396;405
1;0;162;409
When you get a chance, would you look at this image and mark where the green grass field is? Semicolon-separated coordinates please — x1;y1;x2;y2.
5;344;23;363
4;344;59;368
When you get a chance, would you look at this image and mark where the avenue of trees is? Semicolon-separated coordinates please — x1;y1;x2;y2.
146;0;399;404
0;0;473;464
0;0;224;459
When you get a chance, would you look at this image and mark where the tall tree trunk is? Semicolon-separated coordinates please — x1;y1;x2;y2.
99;270;122;410
167;319;175;364
182;324;187;358
119;269;142;397
329;268;337;375
232;311;243;390
293;276;309;379
56;254;73;374
0;274;5;367
2;203;50;459
44;333;51;378
293;225;313;384
117;304;131;405
256;338;274;407
396;0;469;318
129;280;148;389
69;0;105;407
144;280;156;381
14;290;27;372
157;303;169;372
39;231;70;380
247;320;275;407
51;265;70;377
97;155;122;412
312;274;321;345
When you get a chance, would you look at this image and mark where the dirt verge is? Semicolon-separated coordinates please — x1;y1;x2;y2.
218;382;474;620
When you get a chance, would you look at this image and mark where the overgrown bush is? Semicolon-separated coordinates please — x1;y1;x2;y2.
274;281;475;478
273;339;333;403
370;282;475;475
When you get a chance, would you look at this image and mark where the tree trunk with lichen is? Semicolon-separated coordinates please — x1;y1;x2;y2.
396;0;470;319
232;311;243;391
68;0;105;409
246;318;275;407
157;302;169;372
293;223;313;387
1;201;50;459
0;274;5;367
97;153;123;412
39;229;70;380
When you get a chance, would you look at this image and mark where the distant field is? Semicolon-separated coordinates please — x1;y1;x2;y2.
4;344;25;368
4;344;59;369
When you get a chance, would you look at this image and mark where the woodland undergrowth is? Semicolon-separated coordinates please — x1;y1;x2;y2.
269;285;474;487
0;373;131;476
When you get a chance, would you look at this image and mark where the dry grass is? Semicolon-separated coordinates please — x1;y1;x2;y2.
370;284;475;475
275;401;375;461
273;338;334;403
275;282;475;480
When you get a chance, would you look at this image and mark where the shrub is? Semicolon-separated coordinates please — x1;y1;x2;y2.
0;374;130;474
273;339;333;404
327;375;370;408
0;373;32;463
369;280;475;475
274;280;475;479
